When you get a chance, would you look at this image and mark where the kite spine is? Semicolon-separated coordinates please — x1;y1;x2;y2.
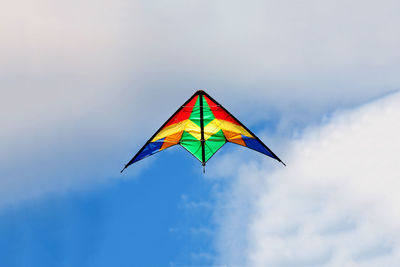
199;91;206;171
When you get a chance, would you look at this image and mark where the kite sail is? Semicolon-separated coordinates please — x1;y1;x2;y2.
121;90;285;173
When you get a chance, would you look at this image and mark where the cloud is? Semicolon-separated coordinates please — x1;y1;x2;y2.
213;92;400;266
1;0;400;206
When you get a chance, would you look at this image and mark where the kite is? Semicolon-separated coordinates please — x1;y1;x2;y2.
121;90;285;173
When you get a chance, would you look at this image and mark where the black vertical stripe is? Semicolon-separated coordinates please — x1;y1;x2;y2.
199;91;206;165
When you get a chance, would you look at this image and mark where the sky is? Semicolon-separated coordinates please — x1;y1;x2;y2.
1;0;400;266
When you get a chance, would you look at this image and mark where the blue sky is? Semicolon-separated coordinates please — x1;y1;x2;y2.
1;144;226;266
0;118;280;266
1;0;400;266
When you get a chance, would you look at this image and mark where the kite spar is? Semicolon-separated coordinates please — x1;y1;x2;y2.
121;90;285;173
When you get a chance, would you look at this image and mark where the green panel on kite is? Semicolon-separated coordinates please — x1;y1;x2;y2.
204;130;226;162
202;95;216;127
180;131;202;161
189;96;201;127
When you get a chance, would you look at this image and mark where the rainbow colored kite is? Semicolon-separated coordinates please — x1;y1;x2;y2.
121;90;285;172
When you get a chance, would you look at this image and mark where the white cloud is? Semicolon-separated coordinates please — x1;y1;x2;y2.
213;92;400;266
1;0;400;206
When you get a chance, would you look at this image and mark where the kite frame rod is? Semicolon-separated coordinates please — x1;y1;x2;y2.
199;91;206;166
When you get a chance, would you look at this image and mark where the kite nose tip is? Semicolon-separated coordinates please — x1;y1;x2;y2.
196;89;206;94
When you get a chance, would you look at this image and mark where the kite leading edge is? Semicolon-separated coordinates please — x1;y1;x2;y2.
120;90;285;173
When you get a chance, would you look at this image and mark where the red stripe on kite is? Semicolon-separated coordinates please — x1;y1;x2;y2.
163;95;199;128
204;95;240;125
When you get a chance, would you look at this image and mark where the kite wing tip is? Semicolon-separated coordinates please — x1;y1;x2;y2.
120;166;127;173
280;160;286;166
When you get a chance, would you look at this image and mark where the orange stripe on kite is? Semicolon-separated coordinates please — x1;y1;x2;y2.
222;130;246;146
160;131;183;150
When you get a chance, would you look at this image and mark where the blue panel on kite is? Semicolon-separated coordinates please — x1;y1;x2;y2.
132;138;164;163
242;135;275;158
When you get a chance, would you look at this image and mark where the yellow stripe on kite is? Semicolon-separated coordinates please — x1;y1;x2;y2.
152;118;253;143
152;121;186;142
183;120;202;140
204;119;252;139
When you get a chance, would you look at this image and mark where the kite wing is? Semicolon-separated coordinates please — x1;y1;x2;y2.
121;90;285;173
